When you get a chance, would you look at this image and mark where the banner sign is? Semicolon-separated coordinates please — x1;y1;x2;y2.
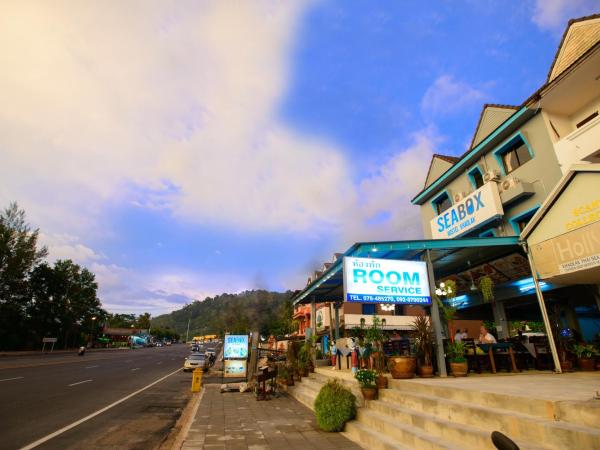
343;257;431;304
430;182;503;239
223;335;249;359
224;359;247;378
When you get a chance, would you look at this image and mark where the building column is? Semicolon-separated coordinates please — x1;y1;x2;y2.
492;300;509;339
334;301;341;340
425;250;447;377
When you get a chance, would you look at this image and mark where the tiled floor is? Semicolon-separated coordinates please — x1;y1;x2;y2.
181;384;362;450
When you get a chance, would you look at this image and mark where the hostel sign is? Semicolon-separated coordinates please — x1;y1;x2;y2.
430;182;503;239
343;257;431;304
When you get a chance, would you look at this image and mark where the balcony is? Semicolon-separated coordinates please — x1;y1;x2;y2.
554;115;600;174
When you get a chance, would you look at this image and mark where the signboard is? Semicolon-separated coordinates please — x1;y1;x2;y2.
42;337;57;343
223;359;247;378
430;182;503;239
223;335;249;359
343;256;431;304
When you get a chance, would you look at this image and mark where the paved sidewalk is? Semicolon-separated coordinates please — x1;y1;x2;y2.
180;385;362;450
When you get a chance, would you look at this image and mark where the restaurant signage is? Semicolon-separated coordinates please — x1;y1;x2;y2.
343;257;431;304
430;182;503;239
223;335;249;359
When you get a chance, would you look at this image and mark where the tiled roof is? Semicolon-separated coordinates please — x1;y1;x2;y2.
469;104;519;149
433;154;460;164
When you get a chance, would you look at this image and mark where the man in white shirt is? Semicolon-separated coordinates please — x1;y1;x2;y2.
479;325;497;344
454;330;463;342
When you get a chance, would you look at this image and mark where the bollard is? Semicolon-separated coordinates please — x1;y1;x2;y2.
191;367;203;392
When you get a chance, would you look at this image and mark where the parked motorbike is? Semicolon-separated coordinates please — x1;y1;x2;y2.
77;346;86;356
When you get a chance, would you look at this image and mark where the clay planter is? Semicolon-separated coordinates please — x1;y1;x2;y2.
579;358;596;371
287;377;295;386
389;356;417;379
361;387;378;400
561;360;573;372
450;361;468;377
418;365;434;378
376;374;388;389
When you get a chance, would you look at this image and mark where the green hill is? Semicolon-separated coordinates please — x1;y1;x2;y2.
151;290;294;339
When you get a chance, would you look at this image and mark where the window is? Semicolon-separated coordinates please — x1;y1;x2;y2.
432;192;452;215
468;166;484;189
362;304;376;315
509;206;539;235
501;138;531;174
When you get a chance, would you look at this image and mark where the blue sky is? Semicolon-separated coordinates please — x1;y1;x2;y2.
1;0;597;315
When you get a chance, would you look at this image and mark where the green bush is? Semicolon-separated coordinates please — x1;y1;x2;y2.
314;380;356;432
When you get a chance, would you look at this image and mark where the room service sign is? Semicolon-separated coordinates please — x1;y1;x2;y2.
343;257;431;304
430;182;503;239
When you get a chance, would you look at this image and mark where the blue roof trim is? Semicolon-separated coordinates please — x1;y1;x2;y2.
411;107;532;205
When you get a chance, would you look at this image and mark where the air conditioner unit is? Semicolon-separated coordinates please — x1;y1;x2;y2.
453;192;468;203
483;170;501;183
500;177;520;192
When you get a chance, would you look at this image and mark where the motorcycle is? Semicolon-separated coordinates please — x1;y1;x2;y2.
77;346;86;356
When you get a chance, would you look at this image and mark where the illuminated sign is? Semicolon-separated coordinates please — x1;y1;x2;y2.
430;182;503;239
223;335;248;359
224;360;247;378
343;256;431;304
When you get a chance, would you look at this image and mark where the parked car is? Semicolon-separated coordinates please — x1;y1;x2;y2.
184;353;207;372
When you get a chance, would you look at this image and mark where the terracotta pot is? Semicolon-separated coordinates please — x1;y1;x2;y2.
419;365;434;378
579;358;595;371
389;356;416;379
376;374;388;389
450;361;468;377
361;387;378;400
561;360;573;372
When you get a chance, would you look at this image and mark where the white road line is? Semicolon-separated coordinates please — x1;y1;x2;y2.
68;379;93;387
85;365;99;369
131;368;140;371
0;376;24;382
19;367;182;450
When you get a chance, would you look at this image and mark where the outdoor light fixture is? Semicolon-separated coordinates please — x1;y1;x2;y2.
380;304;395;311
435;281;453;297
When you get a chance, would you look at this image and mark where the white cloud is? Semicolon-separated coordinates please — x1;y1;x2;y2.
39;232;105;264
532;0;598;32
421;75;487;117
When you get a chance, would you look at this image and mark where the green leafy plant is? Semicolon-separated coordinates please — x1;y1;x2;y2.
355;368;377;388
314;380;357;432
412;315;433;366
443;279;457;299
446;341;466;363
479;276;495;303
278;364;289;380
572;343;596;359
364;315;386;374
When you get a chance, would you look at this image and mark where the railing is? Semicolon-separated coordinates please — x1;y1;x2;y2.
554;115;600;173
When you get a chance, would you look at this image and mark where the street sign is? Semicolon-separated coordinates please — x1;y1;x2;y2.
42;337;57;343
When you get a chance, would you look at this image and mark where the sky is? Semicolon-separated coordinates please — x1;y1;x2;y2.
1;0;598;315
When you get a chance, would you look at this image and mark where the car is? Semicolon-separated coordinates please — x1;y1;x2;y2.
184;353;207;372
155;342;163;347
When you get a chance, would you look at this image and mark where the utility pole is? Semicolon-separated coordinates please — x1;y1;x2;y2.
185;315;191;343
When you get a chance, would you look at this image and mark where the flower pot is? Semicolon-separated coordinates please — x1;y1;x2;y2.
361;387;378;400
418;365;434;378
389;356;416;379
286;377;294;386
450;361;468;377
579;357;595;371
561;360;573;372
376;374;388;389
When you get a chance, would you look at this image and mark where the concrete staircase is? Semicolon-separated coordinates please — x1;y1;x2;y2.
286;368;600;450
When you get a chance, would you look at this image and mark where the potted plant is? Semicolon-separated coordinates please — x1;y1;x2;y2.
278;364;294;386
412;315;434;377
388;344;417;379
447;341;468;377
365;316;388;388
355;368;378;400
573;343;596;371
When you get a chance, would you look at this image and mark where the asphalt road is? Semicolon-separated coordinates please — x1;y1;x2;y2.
0;345;196;450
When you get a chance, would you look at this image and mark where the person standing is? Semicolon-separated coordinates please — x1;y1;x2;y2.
454;329;463;342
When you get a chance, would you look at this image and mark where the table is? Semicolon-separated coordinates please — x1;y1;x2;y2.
478;343;518;373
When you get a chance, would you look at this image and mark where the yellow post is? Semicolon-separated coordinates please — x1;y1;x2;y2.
191;367;203;392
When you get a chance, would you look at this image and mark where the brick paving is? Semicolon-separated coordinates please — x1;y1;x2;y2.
180;384;362;450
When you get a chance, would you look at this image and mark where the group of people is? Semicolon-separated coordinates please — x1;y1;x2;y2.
454;326;498;344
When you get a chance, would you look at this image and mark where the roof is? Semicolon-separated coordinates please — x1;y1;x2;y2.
547;14;600;83
521;164;600;240
292;236;520;305
434;154;460;164
469;104;519;149
423;154;460;189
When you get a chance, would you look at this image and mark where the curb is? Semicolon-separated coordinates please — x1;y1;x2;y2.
168;387;205;450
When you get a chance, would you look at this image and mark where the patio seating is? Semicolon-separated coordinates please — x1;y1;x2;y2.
530;336;552;370
464;338;487;373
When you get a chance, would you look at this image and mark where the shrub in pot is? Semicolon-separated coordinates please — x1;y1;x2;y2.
447;341;468;377
412;315;434;378
388;353;417;379
355;368;378;400
365;315;388;388
314;380;357;432
573;344;596;371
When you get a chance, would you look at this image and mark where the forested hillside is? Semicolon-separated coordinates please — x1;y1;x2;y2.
151;290;294;339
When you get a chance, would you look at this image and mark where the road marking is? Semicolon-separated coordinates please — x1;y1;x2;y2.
19;367;182;450
0;376;24;382
131;368;140;371
85;365;99;369
68;379;93;387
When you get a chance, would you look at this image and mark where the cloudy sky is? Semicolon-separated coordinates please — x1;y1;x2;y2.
1;0;597;315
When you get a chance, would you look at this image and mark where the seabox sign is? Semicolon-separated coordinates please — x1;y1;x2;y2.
343;256;431;305
430;182;503;239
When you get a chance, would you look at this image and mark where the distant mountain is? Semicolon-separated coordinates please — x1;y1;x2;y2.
151;290;294;339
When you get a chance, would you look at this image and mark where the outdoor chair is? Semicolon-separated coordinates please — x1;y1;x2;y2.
530;337;553;370
464;339;485;373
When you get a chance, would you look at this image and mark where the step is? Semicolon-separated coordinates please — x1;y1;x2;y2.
379;388;600;450
356;408;463;450
343;420;410;450
287;384;317;410
365;399;552;450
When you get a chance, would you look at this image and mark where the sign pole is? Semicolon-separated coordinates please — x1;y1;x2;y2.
425;250;447;377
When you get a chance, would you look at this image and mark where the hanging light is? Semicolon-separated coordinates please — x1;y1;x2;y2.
380;304;395;311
